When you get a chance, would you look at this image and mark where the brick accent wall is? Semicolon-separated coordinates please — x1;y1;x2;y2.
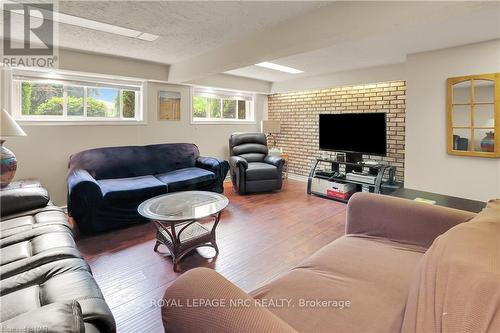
268;81;406;181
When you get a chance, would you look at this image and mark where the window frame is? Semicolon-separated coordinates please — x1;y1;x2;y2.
447;73;499;158
190;87;255;125
8;68;146;125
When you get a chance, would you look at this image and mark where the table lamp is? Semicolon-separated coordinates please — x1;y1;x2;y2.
480;118;495;152
261;120;281;147
1;109;27;188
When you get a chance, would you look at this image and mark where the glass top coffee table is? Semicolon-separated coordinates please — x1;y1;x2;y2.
138;191;228;269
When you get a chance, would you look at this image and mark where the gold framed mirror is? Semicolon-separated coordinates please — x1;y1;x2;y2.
447;73;499;157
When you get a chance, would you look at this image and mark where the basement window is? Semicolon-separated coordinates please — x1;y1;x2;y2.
192;88;254;123
10;69;144;124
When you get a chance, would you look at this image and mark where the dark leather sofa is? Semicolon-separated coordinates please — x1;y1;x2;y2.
0;185;115;333
229;133;285;194
67;143;229;235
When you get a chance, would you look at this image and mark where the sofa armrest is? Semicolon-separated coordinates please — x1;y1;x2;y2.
264;155;285;168
346;192;476;248
229;156;248;170
67;169;103;215
196;156;230;178
0;186;50;217
162;268;297;333
0;301;85;333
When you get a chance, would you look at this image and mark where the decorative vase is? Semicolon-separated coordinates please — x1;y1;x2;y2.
480;132;495;152
1;140;17;188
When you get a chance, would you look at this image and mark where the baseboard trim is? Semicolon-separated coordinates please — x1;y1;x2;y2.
225;174;307;182
288;173;308;182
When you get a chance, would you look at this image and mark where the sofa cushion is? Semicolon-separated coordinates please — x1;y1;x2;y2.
98;175;167;201
0;301;85;333
402;199;500;333
251;235;425;333
0;207;69;238
246;162;279;181
155;167;215;192
0;224;72;248
0;229;81;280
0;257;114;331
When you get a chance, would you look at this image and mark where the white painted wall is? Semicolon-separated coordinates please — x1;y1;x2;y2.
404;40;500;202
1;63;265;205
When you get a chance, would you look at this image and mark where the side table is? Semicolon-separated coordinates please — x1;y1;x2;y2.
389;188;486;213
1;179;41;191
280;152;289;179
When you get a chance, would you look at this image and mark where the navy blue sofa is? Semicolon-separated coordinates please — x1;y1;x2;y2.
67;143;229;235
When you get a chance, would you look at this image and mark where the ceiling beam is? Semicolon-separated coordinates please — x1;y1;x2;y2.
168;1;492;83
59;48;170;81
188;73;272;94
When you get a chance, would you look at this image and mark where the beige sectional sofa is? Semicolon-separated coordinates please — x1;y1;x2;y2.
161;192;499;333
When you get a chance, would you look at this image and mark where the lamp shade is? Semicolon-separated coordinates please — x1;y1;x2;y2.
261;120;281;134
1;109;26;137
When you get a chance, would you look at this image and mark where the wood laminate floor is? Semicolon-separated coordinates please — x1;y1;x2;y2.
76;180;347;332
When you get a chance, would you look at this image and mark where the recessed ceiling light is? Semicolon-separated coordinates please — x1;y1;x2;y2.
136;33;159;42
9;2;159;42
255;62;304;74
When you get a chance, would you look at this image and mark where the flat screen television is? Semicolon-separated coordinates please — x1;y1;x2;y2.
319;113;387;156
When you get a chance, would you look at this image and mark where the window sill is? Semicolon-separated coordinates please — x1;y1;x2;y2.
14;119;147;126
191;119;256;125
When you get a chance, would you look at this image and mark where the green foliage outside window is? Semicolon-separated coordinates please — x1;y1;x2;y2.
210;98;221;118
35;96;107;116
21;82;32;115
20;82;135;118
22;82;64;115
193;94;250;120
118;91;135;118
86;97;109;117
32;84;63;112
34;96;63;115
67;86;84;116
238;100;246;119
222;100;236;118
193;96;208;117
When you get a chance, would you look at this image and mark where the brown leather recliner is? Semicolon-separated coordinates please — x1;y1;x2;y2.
228;133;285;194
